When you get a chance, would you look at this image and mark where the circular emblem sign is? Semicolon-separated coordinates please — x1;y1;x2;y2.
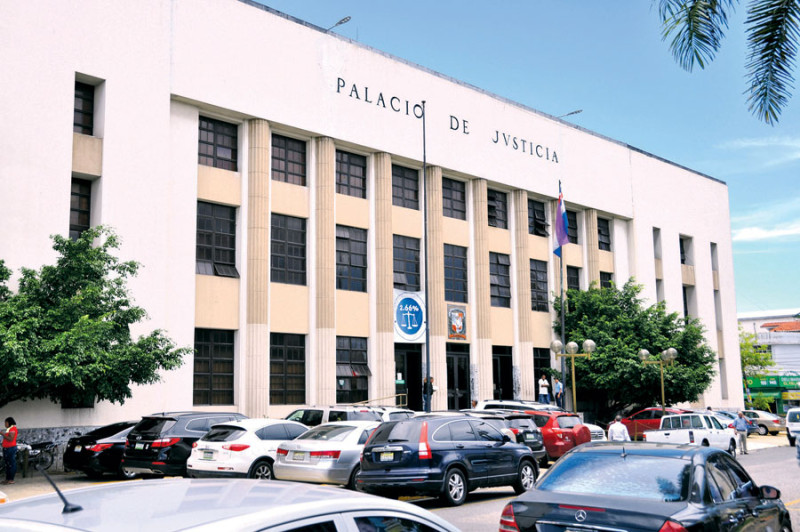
394;292;426;342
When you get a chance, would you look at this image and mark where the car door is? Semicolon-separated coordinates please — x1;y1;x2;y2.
256;424;292;456
470;419;516;486
446;420;487;486
626;410;653;439
705;415;731;448
705;454;781;531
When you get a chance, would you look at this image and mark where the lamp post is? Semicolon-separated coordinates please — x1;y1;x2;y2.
326;16;351;31
550;339;595;413
638;348;678;416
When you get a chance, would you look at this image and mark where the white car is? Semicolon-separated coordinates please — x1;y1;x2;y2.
373;406;415;421
786;407;800;447
187;418;308;480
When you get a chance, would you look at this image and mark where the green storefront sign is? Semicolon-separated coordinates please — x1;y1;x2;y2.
744;374;800;414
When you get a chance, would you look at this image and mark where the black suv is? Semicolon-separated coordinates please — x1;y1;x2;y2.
357;414;537;506
122;411;247;476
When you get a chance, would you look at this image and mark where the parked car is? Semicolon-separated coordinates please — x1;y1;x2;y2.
490;412;548;466
63;421;138;479
742;409;786;435
642;412;737;455
473;399;561;412
714;410;759;435
620;406;693;440
123;411;247;477
374;406;415;421
786;406;800;446
358;414;537;506
274;420;379;489
0;478;460;531
499;442;791;531
284;405;382;427
186;418;308;480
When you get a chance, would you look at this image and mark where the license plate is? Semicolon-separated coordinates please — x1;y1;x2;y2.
292;451;305;461
203;450;213;460
74;445;82;452
380;452;394;462
524;434;536;441
135;443;145;450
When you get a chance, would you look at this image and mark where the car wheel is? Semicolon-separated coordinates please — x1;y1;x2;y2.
513;461;536;494
117;465;137;480
701;440;710;447
538;455;549;468
440;468;467;506
248;460;273;480
789;435;796;447
781;518;792;532
347;464;362;491
758;425;768;436
727;439;736;457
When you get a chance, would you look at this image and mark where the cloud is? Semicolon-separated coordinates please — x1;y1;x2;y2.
713;136;800;173
732;223;800;242
731;195;800;242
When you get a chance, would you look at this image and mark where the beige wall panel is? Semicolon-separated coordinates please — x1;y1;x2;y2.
442;218;470;246
271;180;309;218
195;275;240;329
336;195;369;229
487;227;512;254
72;133;103;177
490;307;514;346
198;165;241;206
713;270;720;291
531;312;553;347
682;264;696;286
336;290;370;336
563;244;583;267
528;235;549;259
599;250;615;273
654;258;664;280
391;206;423;238
269;284;309;333
717;330;725;359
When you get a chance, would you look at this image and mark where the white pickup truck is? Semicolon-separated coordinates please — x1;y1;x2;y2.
642;412;737;455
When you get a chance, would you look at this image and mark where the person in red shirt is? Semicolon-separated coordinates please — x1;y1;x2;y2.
2;417;18;484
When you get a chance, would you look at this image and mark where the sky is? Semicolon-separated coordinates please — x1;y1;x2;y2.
260;1;800;314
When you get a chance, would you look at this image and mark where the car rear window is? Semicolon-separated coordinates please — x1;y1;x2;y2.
202;426;245;442
538;453;691;501
369;421;420;444
86;422;134;439
388;412;413;421
530;415;550;428
298;424;355;442
347;410;382;422
556;416;580;429
132;418;176;435
507;418;535;430
788;411;800;423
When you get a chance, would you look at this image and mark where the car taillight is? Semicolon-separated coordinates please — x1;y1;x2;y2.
773;419;781;424
222;444;250;452
86;443;113;452
499;503;520;532
658;520;688;532
276;448;288;456
192;442;198;448
510;428;520;435
310;450;341;459
151;438;181;448
418;421;432;460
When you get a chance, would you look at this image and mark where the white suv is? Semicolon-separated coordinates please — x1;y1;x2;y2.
786;407;800;447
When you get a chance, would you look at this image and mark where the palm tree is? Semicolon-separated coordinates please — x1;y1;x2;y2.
658;0;800;124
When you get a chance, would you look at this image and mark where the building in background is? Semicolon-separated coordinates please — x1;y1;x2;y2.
0;0;743;428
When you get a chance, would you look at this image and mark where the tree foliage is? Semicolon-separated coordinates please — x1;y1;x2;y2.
0;226;189;409
658;0;800;124
553;279;717;421
739;325;776;378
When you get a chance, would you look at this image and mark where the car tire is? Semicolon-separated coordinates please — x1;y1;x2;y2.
701;440;710;447
513;461;537;494
347;464;362;491
440;468;467;506
538;455;549;468
248;459;273;480
789;435;796;447
781;518;792;532
727;439;736;457
758;425;768;436
117;464;137;480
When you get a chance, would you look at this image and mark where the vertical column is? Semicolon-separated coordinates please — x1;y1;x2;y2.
315;137;337;406
373;153;395;403
245;119;270;417
425;166;447;410
471;179;494;401
585;209;600;286
512;190;535;399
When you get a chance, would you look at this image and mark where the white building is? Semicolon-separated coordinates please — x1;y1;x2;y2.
739;309;800;375
0;0;744;428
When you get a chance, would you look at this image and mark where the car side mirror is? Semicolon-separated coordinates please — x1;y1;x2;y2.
760;485;781;500
502;434;511;443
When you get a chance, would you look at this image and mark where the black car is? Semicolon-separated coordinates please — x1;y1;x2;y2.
499;442;792;531
122;411;247;477
63;421;138;479
357;414;537;506
494;413;547;466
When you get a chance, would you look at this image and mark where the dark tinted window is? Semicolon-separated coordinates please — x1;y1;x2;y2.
74;81;94;135
566;210;578;244
357;429;371;445
202;426;245;442
489;252;511;307
392;164;419;210
472;420;504;442
336;225;368;292
199;116;238;171
528;199;549;236
285;424;307;439
354;516;438;532
287;522;337;532
557;416;580;429
449;420;477;441
631;410;652;420
270;333;306;405
442;178;466;220
487;189;508;229
196;202;238;277
86;422;135;439
271;214;306;285
393;235;420;292
286;409;322;427
132;418;176;435
530;415;550;428
271;134;306;186
329;411;347;422
788;411;800;423
370;421;419;444
69;178;92;240
336;150;367;198
444;244;468;303
257;424;290;440
707;455;739;501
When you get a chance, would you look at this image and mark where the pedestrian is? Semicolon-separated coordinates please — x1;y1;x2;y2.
538;374;550;404
422;377;435;412
2;417;18;484
608;415;631;441
733;411;749;455
553;377;564;409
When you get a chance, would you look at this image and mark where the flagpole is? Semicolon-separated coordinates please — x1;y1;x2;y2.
421;100;431;413
556;180;568;409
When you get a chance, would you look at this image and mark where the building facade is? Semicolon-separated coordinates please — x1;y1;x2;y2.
0;0;744;428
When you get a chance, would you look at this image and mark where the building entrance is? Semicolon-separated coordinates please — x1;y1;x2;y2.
447;344;471;410
492;346;513;400
395;344;422;411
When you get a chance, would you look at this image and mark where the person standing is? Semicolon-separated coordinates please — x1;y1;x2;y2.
608;415;631;441
553;377;564;409
538;374;550;404
2;417;18;484
422;377;435;412
733;411;749;455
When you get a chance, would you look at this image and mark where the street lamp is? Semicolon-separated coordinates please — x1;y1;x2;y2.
326;16;351;31
638;347;678;416
550;338;595;413
557;109;583;119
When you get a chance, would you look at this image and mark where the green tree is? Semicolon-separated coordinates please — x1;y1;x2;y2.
658;0;800;124
739;326;776;378
0;226;189;408
553;279;717;421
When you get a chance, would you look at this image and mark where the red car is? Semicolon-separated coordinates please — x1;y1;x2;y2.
525;410;591;465
621;407;693;440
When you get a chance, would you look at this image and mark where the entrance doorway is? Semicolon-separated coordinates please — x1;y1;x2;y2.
447;343;471;410
492;346;513;400
395;344;422;411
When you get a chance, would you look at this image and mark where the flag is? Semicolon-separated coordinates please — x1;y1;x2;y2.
554;181;569;257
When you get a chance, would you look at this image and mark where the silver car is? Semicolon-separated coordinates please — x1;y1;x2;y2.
742;409;786;435
274;420;379;489
0;478;459;531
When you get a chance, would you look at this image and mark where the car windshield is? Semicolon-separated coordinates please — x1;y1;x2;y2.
788;411;800;423
202;426;246;442
538;453;691;502
86;423;133;439
298;425;355;441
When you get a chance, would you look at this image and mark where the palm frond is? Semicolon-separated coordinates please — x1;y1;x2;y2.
658;0;737;71
744;0;800;124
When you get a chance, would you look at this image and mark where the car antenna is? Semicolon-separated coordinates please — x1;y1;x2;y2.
35;464;83;513
620;445;627;459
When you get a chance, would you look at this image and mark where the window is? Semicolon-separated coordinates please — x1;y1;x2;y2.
196;201;238;277
566;266;580;291
194;329;234;405
566;210;578;244
487;189;508;229
69;178;91;240
598;218;611;251
442;177;466;220
271;134;306;186
489;252;511;308
600;271;613;289
392;164;419;209
270;333;306;405
444;244;468;303
336;336;370;403
679;236;693;265
336;225;367;292
336;150;367;198
528;199;549;237
393;235;420;292
271;214;306;285
533;347;551;371
530;259;548;312
73;81;94;135
198;116;238;171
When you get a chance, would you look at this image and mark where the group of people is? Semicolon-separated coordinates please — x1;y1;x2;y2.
537;374;563;408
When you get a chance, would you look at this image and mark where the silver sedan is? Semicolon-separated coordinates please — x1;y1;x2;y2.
274;420;379;490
